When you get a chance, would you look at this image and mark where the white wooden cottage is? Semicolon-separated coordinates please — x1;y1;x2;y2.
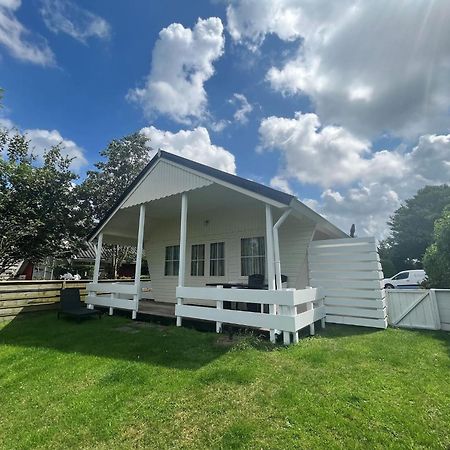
86;150;386;344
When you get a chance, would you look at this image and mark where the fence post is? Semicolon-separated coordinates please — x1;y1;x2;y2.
429;289;441;330
216;285;223;333
307;301;315;335
292;306;299;344
281;306;290;345
320;297;326;329
176;298;183;327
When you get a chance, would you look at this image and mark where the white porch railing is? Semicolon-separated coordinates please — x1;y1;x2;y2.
175;286;325;345
86;281;152;318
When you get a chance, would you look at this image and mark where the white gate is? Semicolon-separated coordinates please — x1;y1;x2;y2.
308;237;387;329
387;289;450;330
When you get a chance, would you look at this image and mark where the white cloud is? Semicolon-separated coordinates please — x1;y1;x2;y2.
307;184;403;239
259;111;450;237
25;128;87;171
227;0;337;49
129;17;224;124
0;0;54;65
210;119;230;133
139;125;236;174
0;117;14;128
230;93;253;124
1;118;88;171
270;175;293;194
228;0;450;139
40;0;110;43
259;111;396;187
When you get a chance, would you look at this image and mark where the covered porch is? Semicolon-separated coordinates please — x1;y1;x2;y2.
86;180;326;344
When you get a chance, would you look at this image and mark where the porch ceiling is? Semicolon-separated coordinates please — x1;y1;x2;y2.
98;183;311;246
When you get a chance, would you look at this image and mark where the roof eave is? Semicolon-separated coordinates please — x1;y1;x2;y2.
289;197;348;238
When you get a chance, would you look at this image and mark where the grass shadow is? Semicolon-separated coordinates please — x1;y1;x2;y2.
0;311;231;370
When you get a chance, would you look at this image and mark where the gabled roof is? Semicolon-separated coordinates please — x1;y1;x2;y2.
87;150;346;241
162;151;295;205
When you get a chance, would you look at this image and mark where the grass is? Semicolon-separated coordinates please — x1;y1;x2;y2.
0;313;449;449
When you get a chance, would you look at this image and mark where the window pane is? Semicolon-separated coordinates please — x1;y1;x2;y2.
258;237;265;256
210;259;216;276
191;244;205;277
218;259;225;276
241;238;250;256
217;242;224;258
241;237;265;276
198;260;204;276
211;243;217;259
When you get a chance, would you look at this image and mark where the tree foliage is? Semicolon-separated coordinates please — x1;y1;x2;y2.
81;132;151;220
0;129;88;274
423;207;450;288
380;185;450;273
80;132;152;277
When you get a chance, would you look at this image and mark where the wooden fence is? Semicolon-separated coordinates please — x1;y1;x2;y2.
308;237;387;329
386;289;450;331
0;279;138;323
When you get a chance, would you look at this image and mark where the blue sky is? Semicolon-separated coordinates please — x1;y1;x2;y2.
1;0;450;237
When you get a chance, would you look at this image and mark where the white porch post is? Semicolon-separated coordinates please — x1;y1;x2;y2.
273;209;291;290
93;232;103;283
265;204;276;343
88;232;103;310
133;204;146;320
176;193;188;327
273;209;292;345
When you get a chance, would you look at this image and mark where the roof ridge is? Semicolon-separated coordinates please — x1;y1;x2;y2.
87;149;294;241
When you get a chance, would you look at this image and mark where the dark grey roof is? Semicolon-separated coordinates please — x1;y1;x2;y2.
88;150;295;241
162;151;294;205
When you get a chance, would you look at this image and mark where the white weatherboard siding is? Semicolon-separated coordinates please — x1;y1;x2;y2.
121;160;212;209
308;237;387;328
145;209;315;304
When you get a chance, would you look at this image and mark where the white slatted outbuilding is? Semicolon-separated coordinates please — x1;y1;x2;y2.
85;150;386;341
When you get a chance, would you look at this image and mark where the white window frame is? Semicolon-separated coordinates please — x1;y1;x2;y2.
240;236;265;277
209;242;225;277
190;244;205;277
164;245;180;276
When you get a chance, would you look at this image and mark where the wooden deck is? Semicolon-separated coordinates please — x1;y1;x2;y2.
138;299;175;318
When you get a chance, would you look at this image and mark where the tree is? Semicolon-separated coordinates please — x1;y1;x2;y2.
423;207;450;288
378;241;396;277
80;132;152;277
380;185;450;272
0;128;88;274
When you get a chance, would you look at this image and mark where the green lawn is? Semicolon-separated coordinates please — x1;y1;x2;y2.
0;313;449;449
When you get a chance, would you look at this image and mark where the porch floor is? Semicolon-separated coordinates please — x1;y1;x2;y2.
138;299;175;318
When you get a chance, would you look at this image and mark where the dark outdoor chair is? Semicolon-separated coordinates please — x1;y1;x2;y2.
246;274;265;312
248;274;265;290
57;288;101;321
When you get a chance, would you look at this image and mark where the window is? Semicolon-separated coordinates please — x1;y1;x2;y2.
210;242;225;276
241;237;265;276
190;244;205;276
392;272;409;280
164;245;179;276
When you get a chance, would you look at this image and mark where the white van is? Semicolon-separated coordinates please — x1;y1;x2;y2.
383;269;426;289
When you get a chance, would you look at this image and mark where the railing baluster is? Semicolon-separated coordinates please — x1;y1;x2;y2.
307;301;315;335
176;297;183;326
216;300;223;333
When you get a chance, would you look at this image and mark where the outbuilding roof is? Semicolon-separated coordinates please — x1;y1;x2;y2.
87;149;346;241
